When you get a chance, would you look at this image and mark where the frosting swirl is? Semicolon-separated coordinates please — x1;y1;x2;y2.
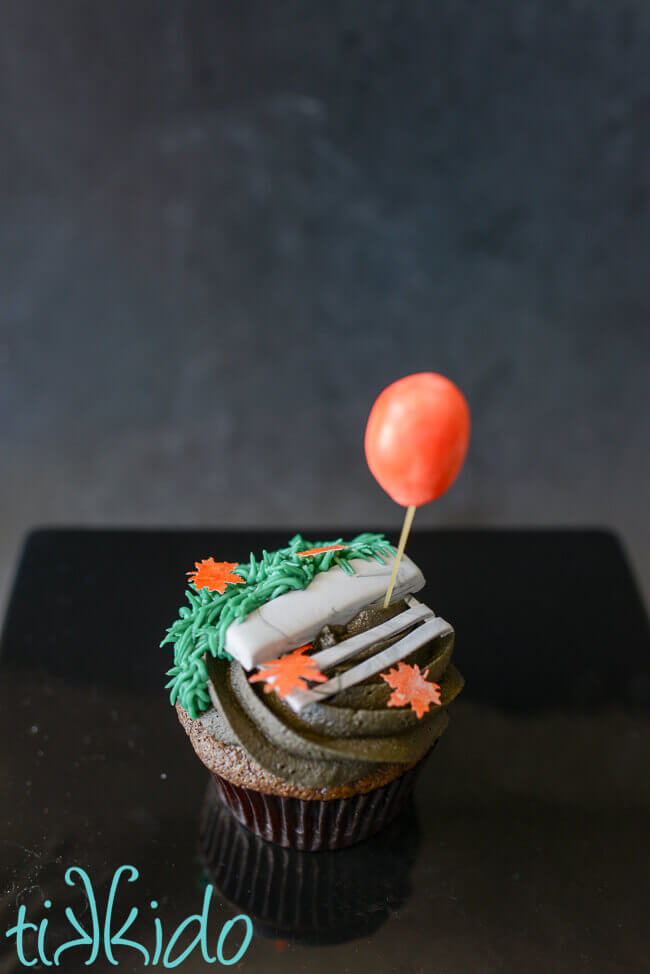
200;601;464;789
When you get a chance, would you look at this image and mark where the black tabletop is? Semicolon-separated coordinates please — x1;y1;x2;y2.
1;528;649;972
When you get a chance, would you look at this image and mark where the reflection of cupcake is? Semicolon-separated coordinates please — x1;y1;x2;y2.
199;778;420;944
165;534;463;850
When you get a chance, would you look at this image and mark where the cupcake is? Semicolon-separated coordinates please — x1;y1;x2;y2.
198;777;421;943
164;533;463;850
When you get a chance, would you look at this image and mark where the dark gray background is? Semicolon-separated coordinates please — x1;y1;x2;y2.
1;0;649;610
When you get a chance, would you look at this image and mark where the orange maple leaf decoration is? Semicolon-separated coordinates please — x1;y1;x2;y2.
297;544;348;557
249;645;328;698
187;558;245;593
380;662;442;719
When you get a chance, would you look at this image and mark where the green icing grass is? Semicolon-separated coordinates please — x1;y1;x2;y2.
163;532;394;718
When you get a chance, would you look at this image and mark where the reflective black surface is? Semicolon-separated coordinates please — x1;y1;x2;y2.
1;528;649;972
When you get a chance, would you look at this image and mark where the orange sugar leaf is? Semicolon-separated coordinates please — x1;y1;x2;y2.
380;662;442;719
187;558;245;593
249;645;327;698
297;544;348;558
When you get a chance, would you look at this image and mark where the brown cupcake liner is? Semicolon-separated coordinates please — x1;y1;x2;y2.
212;756;428;851
199;779;420;943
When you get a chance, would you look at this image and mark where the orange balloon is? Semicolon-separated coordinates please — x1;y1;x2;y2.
364;373;470;507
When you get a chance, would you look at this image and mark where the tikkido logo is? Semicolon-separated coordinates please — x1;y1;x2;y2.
4;866;253;968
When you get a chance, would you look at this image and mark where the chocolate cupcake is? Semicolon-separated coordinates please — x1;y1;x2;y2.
164;534;463;850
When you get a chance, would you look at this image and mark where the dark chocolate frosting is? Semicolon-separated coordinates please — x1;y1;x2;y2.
204;602;463;789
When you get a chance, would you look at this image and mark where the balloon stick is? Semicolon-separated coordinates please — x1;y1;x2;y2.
383;504;416;608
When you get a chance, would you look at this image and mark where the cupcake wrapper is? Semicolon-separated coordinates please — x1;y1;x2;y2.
212;759;426;851
199;780;420;943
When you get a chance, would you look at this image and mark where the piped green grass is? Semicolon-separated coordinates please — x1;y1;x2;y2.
163;533;393;718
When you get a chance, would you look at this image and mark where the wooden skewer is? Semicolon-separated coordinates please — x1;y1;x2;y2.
383;504;416;607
